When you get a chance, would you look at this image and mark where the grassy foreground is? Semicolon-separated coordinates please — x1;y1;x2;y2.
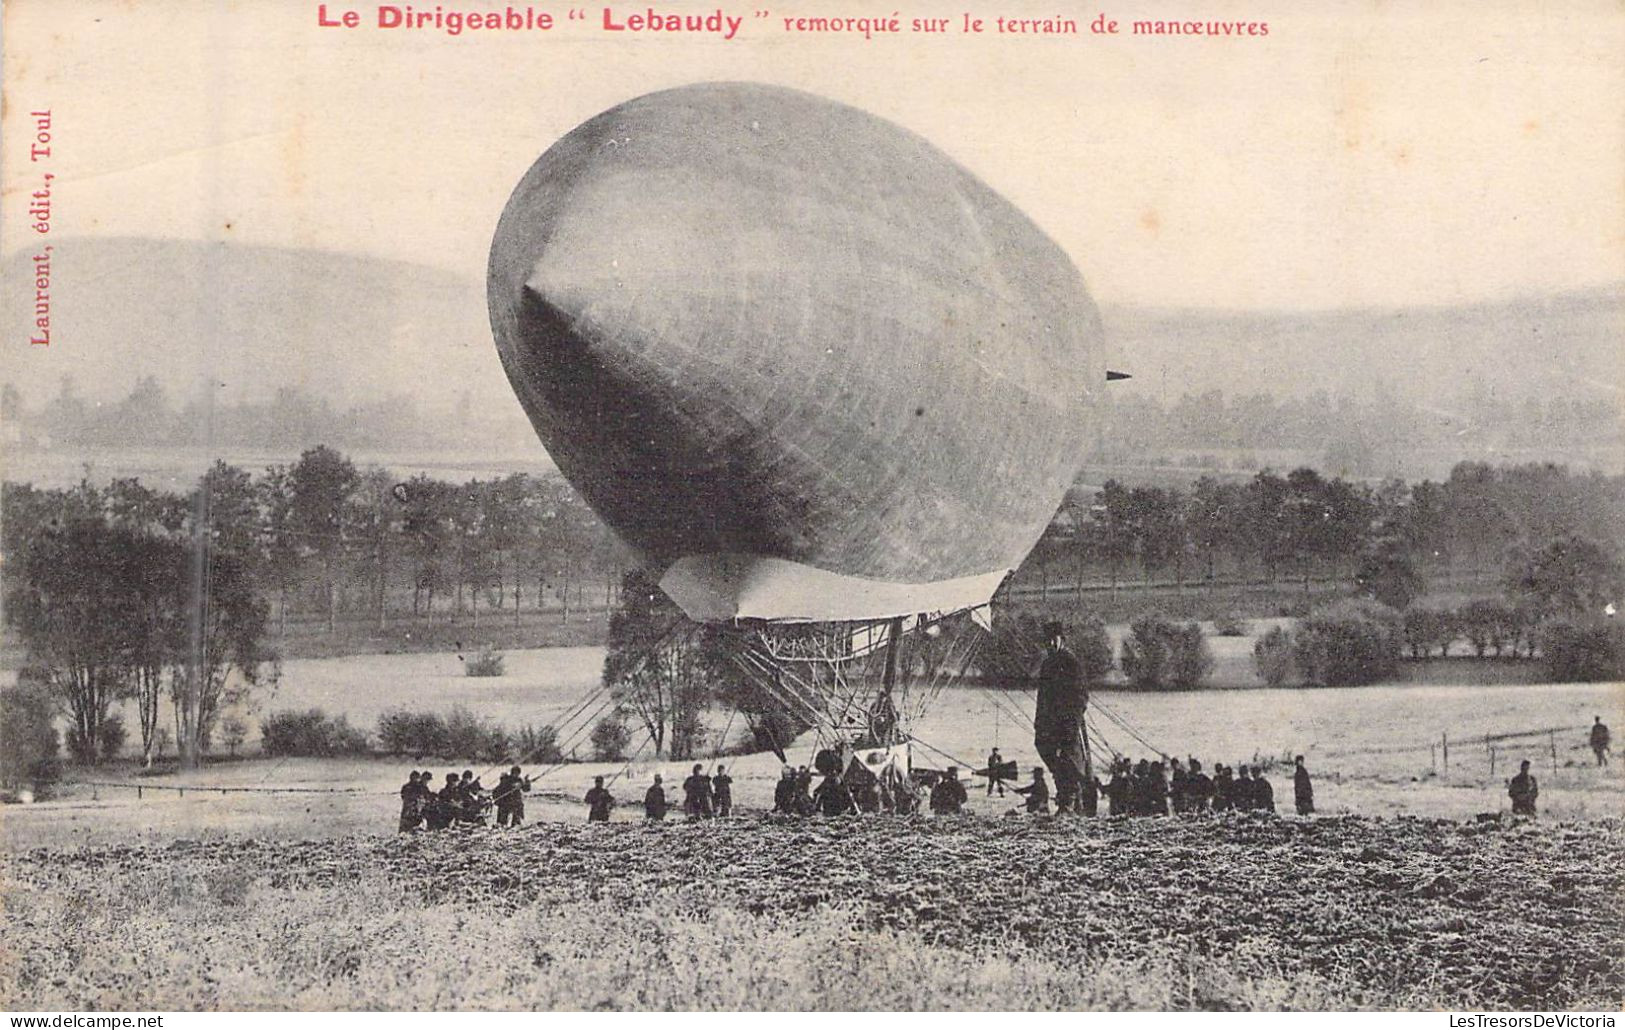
3;815;1621;1011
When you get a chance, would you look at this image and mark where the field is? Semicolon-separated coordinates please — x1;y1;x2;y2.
3;816;1621;1010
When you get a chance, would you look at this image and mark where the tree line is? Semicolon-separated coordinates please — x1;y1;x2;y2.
2;446;624;768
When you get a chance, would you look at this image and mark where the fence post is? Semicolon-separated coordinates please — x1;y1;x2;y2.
1442;732;1449;773
1550;730;1558;773
137;785;142;799
1431;744;1437;774
1489;746;1496;777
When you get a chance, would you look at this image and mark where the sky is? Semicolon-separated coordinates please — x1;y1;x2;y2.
2;0;1623;312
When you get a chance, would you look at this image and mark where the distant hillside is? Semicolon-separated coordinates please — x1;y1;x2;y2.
1099;287;1624;409
5;236;1620;420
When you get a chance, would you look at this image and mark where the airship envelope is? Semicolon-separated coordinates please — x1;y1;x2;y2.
488;83;1101;623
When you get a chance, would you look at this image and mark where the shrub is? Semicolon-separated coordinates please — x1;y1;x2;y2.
1293;599;1403;686
377;710;450;757
260;708;370;757
1538;617;1625;683
219;714;249;756
445;705;509;761
1212;612;1250;637
1253;625;1295;687
515;724;564;765
99;711;128;762
1120;613;1214;690
1070;613;1115;683
590;716;631;761
1402;605;1458;658
465;647;506;678
0;685;61;793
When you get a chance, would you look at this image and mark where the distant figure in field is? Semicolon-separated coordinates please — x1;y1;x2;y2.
985;747;1008;796
1014;767;1051;815
1147;761;1170;816
399;771;424;832
682;763;714;820
813;771;856;816
1509;760;1539;816
643;773;671;821
773;765;797;813
493;766;532;828
1105;758;1131;817
1169;758;1188;814
712;765;734;817
585;775;615;822
1078;770;1101;817
1232;766;1255;811
930;766;969;815
1590;716;1611;767
1033;621;1087;814
1293;756;1314;816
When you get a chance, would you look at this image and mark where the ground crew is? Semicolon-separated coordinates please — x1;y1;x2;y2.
1211;764;1234;812
930;767;969;815
1254;766;1276;813
712;765;734;817
493;766;531;828
643;773;671;821
1014;767;1051;815
1509;759;1539;816
682;763;714;819
1590;716;1611;767
1186;759;1213;813
1033;621;1087;814
585;775;615;822
428;773;461;830
793;768;817;815
1293;755;1314;816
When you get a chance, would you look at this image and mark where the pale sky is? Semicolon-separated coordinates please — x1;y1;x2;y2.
3;0;1622;311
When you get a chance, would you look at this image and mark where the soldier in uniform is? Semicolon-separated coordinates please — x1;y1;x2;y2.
712;764;734;817
1033;621;1087;814
494;766;532;828
1169;758;1188;814
1105;758;1131;817
1014;766;1051;815
1590;716;1611;767
1210;763;1232;812
682;763;714;819
1254;765;1276;813
929;766;969;815
1186;759;1213;813
813;770;856;816
1293;755;1314;816
985;747;1008;796
429;772;462;830
585;775;615;822
773;765;797;813
643;773;671;821
398;771;423;832
1509;759;1539;816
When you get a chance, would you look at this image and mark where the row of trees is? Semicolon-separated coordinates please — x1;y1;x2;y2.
1031;462;1623;605
1;448;625;767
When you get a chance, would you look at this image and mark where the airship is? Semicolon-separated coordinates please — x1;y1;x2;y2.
488;82;1103;628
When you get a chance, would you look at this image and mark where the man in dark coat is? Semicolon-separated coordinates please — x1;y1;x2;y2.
985;747;1008;796
1169;758;1188;814
1293;755;1314;816
1233;766;1256;811
1105;758;1131;817
813;771;855;816
1033;621;1087;813
1509;760;1539;816
585;775;615;822
494;766;532;828
929;767;969;815
1590;716;1611;767
643;773;671;821
1254;766;1276;813
1211;764;1233;812
794;767;817;815
399;771;424;832
1187;759;1213;814
712;765;734;817
773;765;797;813
682;763;714;819
429;773;461;830
1014;767;1051;814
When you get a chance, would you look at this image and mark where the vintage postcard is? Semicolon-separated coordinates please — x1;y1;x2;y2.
2;0;1622;1016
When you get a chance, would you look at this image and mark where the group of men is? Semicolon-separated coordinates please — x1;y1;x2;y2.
770;763;900;816
579;763;736;822
398;766;531;831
